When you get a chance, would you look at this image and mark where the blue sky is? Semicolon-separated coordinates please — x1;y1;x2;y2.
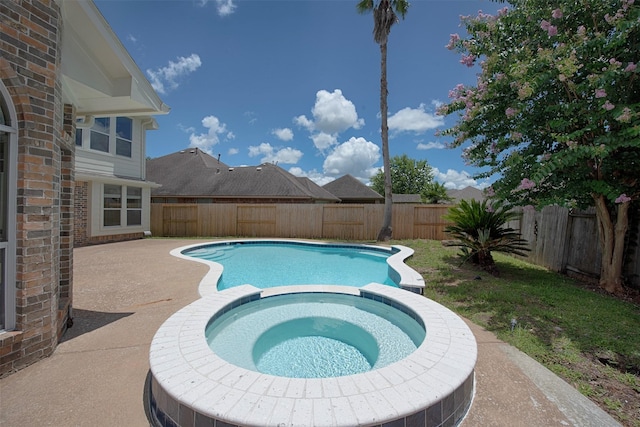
96;0;499;189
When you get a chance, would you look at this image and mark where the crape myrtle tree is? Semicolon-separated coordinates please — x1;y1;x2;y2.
357;0;409;242
438;0;639;294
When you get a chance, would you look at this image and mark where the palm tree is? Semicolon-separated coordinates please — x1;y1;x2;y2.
444;199;530;276
357;0;409;242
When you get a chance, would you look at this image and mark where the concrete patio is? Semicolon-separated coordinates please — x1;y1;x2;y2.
0;238;621;426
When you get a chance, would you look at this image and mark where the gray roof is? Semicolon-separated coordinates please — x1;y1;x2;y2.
392;194;422;204
147;149;340;202
322;175;383;201
447;186;486;203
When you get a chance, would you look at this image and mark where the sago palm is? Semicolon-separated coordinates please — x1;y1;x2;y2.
357;0;409;241
444;199;529;276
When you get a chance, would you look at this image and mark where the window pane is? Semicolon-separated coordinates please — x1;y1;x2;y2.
92;117;110;134
103;210;120;226
90;131;109;152
0;134;7;241
75;128;82;146
127;187;142;208
104;184;121;209
127;210;141;226
116;138;131;157
0;248;4;329
116;117;132;140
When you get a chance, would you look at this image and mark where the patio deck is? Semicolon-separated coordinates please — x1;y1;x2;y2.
0;238;620;426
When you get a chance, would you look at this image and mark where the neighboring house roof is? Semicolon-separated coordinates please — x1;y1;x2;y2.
147;149;340;202
322;175;383;202
392;194;422;204
59;1;170;118
447;186;486;203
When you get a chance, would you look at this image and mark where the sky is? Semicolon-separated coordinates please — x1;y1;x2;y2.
95;0;501;189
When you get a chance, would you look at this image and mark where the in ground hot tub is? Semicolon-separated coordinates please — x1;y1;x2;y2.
148;284;477;427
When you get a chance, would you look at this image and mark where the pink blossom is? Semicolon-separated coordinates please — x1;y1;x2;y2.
498;7;508;16
577;26;586;36
505;107;517;117
511;132;523;141
446;33;460;50
552;8;563;18
486;205;495;213
595;89;607;98
616;107;633;122
460;54;476;67
566;140;577;148
603;101;615;111
547;25;558;36
540;20;551;30
609;58;622;67
625;62;637;72
615;194;631;204
517;178;536;190
485;186;495;197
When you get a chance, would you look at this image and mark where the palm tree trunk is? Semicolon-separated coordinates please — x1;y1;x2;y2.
377;40;392;242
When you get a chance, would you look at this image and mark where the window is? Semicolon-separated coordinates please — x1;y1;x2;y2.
0;81;17;331
90;118;110;153
85;117;133;158
115;117;132;157
126;187;142;226
75;128;82;146
103;184;143;228
103;184;122;226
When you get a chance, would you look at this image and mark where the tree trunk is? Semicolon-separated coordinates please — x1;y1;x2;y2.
593;194;628;294
377;39;393;242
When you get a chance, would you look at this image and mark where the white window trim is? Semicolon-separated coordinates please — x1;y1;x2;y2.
79;116;133;159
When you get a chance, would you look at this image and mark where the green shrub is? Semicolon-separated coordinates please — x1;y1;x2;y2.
444;199;529;275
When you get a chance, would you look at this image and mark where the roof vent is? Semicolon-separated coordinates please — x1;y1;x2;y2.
228;167;234;171
256;167;262;171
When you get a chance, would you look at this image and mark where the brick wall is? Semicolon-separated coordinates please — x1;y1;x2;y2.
0;0;73;377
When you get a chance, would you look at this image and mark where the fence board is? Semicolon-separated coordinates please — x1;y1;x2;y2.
149;202;639;287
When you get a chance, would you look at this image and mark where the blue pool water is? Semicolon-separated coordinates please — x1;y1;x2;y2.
184;241;399;290
206;292;425;378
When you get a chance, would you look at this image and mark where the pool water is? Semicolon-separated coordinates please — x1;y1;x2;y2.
184;241;399;290
205;292;425;378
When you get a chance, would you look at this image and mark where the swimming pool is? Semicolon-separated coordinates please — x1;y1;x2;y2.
206;292;426;378
149;284;477;427
171;239;425;294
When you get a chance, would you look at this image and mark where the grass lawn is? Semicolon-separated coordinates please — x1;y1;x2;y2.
394;239;640;427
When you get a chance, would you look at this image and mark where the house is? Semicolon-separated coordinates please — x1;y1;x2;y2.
392;194;423;204
322;174;383;204
0;0;167;377
447;186;486;203
147;149;340;203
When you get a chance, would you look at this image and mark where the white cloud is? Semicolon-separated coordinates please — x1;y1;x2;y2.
147;53;202;94
417;141;446;150
311;132;337;152
293;115;314;132
289;167;335;186
272;128;294;141
433;168;490;190
295;90;365;153
248;142;303;165
227;148;239;155
388;103;444;135
188;115;232;154
311;89;364;134
322;137;380;181
198;0;236;16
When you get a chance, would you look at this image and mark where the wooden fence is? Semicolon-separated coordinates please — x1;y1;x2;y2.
510;205;640;287
150;202;640;287
150;203;452;241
